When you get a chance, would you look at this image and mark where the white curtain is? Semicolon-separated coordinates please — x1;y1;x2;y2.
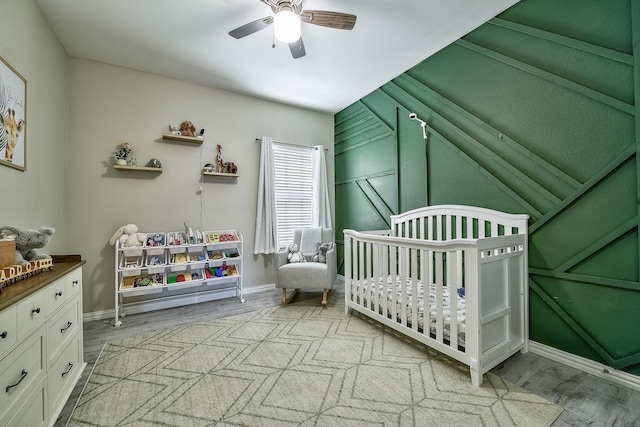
254;136;278;254
312;145;333;229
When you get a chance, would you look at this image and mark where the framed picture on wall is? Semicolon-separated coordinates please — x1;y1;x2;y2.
0;55;27;171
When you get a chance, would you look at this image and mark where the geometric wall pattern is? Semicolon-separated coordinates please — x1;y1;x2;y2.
335;0;640;376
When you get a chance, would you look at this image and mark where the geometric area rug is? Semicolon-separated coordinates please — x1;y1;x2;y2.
68;305;563;427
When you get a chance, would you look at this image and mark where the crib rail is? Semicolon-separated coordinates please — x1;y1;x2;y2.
343;230;479;362
390;204;529;240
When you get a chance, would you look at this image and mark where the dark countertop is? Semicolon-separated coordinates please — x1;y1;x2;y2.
0;255;85;312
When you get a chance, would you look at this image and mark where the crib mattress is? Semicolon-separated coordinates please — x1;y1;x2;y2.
353;277;466;346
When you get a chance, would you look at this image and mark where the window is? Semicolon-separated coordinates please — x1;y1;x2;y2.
273;143;314;248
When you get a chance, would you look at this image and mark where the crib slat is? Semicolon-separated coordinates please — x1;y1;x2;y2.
449;249;459;350
421;249;428;335
400;246;408;327
491;221;498;237
435;251;444;343
390;244;397;322
373;243;379;311
357;240;363;306
411;248;419;331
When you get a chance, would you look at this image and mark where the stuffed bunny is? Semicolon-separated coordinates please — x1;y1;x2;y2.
287;243;305;263
0;225;55;264
109;224;146;247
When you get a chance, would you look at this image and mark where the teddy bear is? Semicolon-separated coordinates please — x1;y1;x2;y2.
312;242;332;263
109;224;146;247
0;226;55;265
179;121;196;137
287;243;305;263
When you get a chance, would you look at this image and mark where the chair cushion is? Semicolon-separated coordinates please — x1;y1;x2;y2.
277;262;332;290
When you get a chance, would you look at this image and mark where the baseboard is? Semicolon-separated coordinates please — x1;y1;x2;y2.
530;341;640;392
83;283;276;323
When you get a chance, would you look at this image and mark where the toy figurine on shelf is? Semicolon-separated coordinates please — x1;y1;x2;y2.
214;144;238;175
216;144;225;173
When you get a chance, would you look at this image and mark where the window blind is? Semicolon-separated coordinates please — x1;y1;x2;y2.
273;143;314;248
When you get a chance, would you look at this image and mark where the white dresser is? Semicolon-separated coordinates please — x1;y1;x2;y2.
0;256;85;427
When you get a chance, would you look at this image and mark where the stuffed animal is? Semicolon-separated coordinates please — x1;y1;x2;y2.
312;242;332;263
225;162;238;174
109;224;146;247
287;243;304;263
0;226;55;265
168;124;181;135
216;144;225;173
180;121;196;137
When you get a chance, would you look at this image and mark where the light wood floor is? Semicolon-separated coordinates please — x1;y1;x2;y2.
56;286;640;427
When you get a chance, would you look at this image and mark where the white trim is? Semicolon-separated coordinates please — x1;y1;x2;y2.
530;341;640;392
83;283;276;323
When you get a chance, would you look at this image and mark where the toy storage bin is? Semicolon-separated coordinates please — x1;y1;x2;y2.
166;267;204;289
204;230;237;244
167;231;187;247
204;261;236;281
119;270;164;292
168;246;189;271
187;247;207;266
144;233;166;256
145;251;166;268
119;252;143;272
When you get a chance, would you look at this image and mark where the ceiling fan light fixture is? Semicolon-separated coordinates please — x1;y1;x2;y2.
274;8;301;43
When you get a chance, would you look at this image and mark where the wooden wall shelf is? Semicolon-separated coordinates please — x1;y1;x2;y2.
161;134;203;144
113;165;163;173
203;171;239;178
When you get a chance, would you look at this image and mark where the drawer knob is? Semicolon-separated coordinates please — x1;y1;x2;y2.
32;307;41;314
5;369;28;393
73;280;79;285
61;321;73;333
56;291;63;297
62;362;74;378
0;331;7;339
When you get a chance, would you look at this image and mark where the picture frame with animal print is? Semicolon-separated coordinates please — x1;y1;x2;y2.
0;55;27;171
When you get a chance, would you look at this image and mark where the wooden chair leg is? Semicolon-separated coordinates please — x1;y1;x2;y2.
282;288;300;305
322;289;331;305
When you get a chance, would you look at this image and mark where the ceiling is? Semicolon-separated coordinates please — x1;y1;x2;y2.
35;0;518;114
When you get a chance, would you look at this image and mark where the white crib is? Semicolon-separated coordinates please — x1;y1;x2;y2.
343;205;529;386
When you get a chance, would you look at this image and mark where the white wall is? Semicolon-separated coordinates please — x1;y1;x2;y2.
0;0;69;254
67;59;334;314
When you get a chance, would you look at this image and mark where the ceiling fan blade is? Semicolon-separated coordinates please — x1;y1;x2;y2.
300;10;356;30
289;37;306;59
228;16;274;39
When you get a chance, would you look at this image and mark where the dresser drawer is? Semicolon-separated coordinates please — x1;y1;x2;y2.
16;289;47;339
0;326;45;423
48;331;81;413
66;266;82;297
47;296;80;367
0;305;17;359
45;277;67;315
5;377;46;427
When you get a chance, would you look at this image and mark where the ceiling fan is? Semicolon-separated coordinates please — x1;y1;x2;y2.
228;0;357;59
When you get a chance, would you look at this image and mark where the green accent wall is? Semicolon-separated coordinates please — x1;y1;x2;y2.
334;0;640;376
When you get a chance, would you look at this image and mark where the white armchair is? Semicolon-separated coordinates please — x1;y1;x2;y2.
275;227;337;305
